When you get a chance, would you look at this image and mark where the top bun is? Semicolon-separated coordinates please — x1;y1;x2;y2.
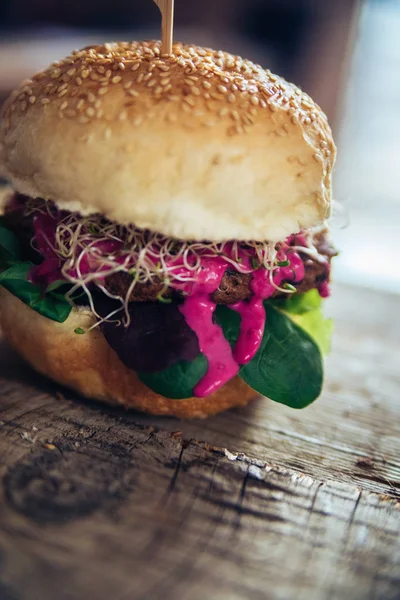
0;41;335;242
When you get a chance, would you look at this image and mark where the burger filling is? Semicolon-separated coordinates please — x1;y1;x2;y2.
0;194;337;407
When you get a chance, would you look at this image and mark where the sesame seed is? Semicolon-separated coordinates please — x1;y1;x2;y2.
242;114;254;125
167;112;178;122
304;117;311;125
163;84;172;93
29;96;36;104
118;62;125;70
147;79;156;88
154;86;163;95
218;107;229;117
76;77;83;86
203;81;211;89
192;86;201;96
159;71;170;79
81;69;89;79
105;69;112;78
77;99;84;109
217;85;228;94
160;78;171;87
127;89;139;97
97;109;104;118
20;101;27;111
87;92;96;103
65;109;77;118
86;107;95;117
184;78;196;86
133;116;143;126
158;64;170;72
51;68;61;79
98;87;109;95
124;81;133;89
131;62;141;71
97;66;105;74
251;96;259;106
227;93;236;103
58;89;68;97
137;73;145;83
231;110;240;122
259;99;267;108
118;110;127;121
41;98;50;105
112;75;122;84
60;100;68;110
79;115;89;124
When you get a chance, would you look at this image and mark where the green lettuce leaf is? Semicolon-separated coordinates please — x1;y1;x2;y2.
274;290;333;355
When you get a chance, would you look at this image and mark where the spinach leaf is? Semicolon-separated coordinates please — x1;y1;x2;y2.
214;305;241;348
0;262;72;323
240;305;323;409
0;224;21;263
286;309;333;355
138;305;241;399
138;354;208;399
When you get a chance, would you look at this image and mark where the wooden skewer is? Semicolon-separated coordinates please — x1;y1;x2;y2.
152;0;175;54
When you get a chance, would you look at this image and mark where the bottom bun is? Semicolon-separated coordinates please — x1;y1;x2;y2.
0;289;257;418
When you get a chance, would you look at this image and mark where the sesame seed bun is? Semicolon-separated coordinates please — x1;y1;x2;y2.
0;288;256;418
0;41;335;242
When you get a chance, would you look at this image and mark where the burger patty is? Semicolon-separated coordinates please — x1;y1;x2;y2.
3;197;337;304
105;234;337;304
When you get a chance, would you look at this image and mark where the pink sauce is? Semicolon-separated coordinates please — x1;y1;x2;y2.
178;258;239;397
179;251;306;397
30;212;124;286
30;213;63;285
230;253;305;366
319;280;330;298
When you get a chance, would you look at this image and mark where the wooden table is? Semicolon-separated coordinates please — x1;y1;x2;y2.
0;283;399;600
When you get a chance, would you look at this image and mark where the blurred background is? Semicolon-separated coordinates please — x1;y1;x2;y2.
0;0;399;293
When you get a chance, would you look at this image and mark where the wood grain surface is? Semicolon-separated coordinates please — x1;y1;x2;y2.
0;283;399;600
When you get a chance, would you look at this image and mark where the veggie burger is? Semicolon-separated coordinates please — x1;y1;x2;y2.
0;41;337;418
